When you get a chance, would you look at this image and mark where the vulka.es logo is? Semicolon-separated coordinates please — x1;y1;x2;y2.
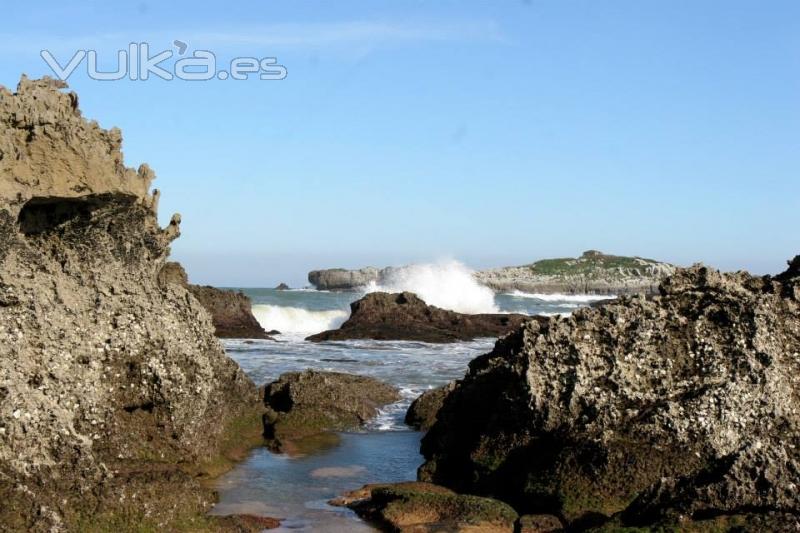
40;41;288;81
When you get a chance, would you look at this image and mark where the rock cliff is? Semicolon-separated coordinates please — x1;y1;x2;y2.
419;258;800;530
308;266;380;290
0;77;263;530
307;292;531;343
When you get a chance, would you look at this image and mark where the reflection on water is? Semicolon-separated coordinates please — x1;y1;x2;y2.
211;432;423;532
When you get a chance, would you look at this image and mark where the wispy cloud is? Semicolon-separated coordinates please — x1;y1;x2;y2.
0;19;507;55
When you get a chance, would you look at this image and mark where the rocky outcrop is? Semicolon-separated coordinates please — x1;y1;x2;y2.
187;285;270;339
263;370;400;449
331;482;519;532
308;266;380;290
405;382;456;430
476;250;675;295
307;252;675;295
0;77;264;530
419;258;800;530
158;262;271;339
274;282;289;290
307;292;531;343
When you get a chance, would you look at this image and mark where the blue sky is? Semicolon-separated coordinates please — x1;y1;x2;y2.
1;1;798;286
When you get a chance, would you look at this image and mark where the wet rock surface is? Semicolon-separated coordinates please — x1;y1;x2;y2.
405;382;456;431
263;370;401;448
419;258;800;530
0;77;264;530
331;482;519;532
307;291;531;343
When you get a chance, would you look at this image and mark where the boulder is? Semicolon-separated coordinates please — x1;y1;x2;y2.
307;292;531;343
331;482;518;532
263;370;400;447
0;77;263;530
517;514;564;532
274;282;290;290
419;259;800;530
405;382;456;430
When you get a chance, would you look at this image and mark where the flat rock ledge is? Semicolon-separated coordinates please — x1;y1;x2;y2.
263;370;400;450
307;291;531;343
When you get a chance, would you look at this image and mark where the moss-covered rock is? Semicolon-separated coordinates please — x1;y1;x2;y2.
332;482;518;532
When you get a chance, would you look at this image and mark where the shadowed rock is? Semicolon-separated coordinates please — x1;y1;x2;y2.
419;259;800;530
405;382;456;431
307;292;531;343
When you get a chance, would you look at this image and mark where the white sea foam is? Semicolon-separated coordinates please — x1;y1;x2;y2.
505;290;616;303
362;260;499;314
252;304;349;334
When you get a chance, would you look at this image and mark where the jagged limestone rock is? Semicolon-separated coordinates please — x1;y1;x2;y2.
420;259;800;529
0;76;262;530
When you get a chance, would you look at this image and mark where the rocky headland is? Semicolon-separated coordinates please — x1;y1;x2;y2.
308;251;675;295
0;77;270;530
307;291;531;343
417;258;800;530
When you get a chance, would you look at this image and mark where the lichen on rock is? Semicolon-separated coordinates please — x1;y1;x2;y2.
0;76;264;530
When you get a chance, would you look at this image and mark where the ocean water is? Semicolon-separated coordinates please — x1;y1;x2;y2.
211;279;609;531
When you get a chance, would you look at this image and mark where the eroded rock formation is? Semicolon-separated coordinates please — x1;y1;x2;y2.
0;77;263;530
419;259;800;530
307;292;531;343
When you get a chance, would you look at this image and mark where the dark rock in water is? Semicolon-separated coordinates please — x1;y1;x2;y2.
263;370;400;448
405;382;456;431
419;260;800;530
0;77;262;530
187;283;272;339
274;282;290;290
307;292;531;343
158;261;272;339
331;482;518;532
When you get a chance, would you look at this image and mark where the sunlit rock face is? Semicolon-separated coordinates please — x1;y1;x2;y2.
0;77;259;530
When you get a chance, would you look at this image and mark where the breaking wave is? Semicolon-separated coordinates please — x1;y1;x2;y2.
363;260;499;314
505;290;616;303
252;304;349;334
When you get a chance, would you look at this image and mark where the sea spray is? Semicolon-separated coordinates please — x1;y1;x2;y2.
252;304;349;334
362;260;499;314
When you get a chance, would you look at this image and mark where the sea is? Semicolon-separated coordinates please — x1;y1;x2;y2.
210;262;610;531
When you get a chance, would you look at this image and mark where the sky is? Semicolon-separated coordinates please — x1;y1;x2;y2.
1;1;798;286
